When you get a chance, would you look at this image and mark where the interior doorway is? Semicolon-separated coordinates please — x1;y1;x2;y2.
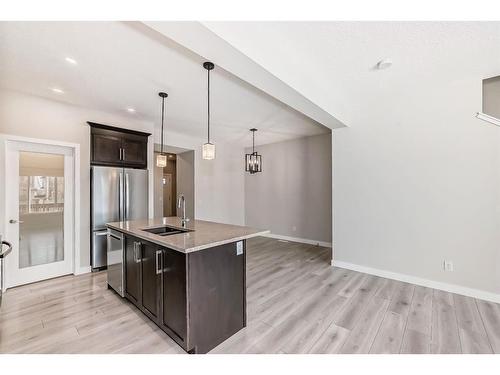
3;138;78;288
154;145;194;220
161;154;176;216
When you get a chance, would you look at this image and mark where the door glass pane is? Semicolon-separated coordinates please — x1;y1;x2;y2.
18;152;64;268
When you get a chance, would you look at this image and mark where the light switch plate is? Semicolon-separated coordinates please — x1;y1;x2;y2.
236;241;243;255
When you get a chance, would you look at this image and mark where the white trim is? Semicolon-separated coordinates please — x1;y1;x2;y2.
75;266;92;275
476;112;500;127
262;232;332;248
331;131;335;265
333;260;500;304
0;134;81;149
0;134;82;283
73;144;81;274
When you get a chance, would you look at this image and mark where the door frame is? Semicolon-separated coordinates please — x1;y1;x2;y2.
163;173;173;217
0;134;81;288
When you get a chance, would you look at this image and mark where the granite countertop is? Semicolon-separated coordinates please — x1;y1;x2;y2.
106;217;269;253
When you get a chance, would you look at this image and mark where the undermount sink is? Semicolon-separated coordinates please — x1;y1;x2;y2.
141;225;192;237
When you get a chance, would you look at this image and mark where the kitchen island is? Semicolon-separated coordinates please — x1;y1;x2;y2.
106;217;268;354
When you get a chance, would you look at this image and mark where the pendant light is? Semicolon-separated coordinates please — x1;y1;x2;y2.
202;61;216;160
245;128;262;174
156;92;168;168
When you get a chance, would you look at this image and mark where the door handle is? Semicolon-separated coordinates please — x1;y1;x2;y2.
156;250;162;275
9;219;24;224
125;173;130;220
119;172;123;221
134;242;141;263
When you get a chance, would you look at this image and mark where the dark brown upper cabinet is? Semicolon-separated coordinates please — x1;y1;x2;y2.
89;122;150;169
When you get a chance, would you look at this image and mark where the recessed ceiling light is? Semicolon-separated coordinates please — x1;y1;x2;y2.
126;108;136;113
376;58;393;70
51;87;64;94
65;57;77;65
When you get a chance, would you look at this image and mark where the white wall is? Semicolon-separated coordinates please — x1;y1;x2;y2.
163;130;245;226
200;22;500;300
245;134;332;244
334;79;500;298
176;150;195;220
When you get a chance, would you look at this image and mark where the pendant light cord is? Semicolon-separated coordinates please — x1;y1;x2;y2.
252;129;255;153
207;68;211;143
160;96;165;154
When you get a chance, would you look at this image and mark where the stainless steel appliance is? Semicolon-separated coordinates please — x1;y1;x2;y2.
107;228;124;297
91;166;148;270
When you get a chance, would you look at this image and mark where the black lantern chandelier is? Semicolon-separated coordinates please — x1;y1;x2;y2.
245;128;262;174
156;92;168;167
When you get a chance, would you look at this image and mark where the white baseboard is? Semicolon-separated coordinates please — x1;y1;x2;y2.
74;266;92;275
333;260;500;304
262;233;332;248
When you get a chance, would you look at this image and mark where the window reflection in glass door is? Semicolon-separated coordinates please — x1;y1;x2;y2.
18;152;64;268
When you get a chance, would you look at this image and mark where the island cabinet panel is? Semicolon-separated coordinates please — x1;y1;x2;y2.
122;232;246;354
161;249;187;343
140;242;162;323
124;236;141;305
187;241;246;354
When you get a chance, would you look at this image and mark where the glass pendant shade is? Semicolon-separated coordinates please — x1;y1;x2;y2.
202;142;216;160
156;153;167;168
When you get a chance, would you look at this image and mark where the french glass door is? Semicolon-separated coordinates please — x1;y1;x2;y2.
5;141;74;288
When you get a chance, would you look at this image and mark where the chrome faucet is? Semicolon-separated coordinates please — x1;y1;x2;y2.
177;194;189;226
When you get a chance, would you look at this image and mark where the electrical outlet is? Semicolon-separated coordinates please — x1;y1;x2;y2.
292;226;297;232
236;241;243;255
443;260;454;272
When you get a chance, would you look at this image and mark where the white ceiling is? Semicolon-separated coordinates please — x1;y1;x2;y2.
203;22;500;127
0;21;329;146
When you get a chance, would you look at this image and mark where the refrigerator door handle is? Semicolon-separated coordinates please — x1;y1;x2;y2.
125;172;130;220
119;172;123;221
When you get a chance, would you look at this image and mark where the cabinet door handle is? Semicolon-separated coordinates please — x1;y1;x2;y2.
134;242;141;263
119;148;122;160
122;148;126;160
156;250;162;275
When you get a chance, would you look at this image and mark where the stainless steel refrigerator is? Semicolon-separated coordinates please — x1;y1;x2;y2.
91;166;148;270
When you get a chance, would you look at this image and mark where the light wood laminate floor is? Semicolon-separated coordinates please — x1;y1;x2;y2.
1;237;499;354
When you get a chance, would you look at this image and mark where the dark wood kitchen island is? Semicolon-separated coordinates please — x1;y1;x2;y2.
106;217;268;354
